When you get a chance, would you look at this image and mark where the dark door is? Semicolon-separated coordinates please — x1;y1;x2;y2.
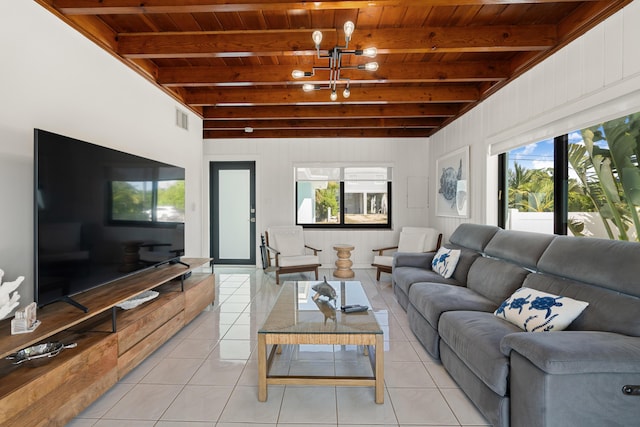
210;161;256;265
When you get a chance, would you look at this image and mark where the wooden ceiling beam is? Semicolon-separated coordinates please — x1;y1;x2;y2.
185;85;479;105
117;26;556;58
204;128;433;139
41;1;627;139
203;104;460;119
55;0;598;15
158;61;510;86
204;117;443;129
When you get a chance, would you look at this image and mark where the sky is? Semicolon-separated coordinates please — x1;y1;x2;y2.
509;138;555;171
507;130;601;172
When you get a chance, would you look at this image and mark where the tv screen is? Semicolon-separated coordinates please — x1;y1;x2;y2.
34;129;186;309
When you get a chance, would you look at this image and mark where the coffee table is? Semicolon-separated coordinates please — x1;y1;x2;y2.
257;280;384;403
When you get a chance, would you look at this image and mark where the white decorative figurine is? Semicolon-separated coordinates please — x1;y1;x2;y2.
0;269;24;320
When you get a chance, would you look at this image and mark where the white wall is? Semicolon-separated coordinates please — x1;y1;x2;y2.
429;0;640;242
7;0;633;296
203;138;430;268
0;2;203;310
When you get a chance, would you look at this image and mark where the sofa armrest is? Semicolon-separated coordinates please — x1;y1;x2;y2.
501;331;640;375
392;252;435;269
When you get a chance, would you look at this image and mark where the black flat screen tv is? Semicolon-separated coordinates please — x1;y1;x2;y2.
34;129;186;309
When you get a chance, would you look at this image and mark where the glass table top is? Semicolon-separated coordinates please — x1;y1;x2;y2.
258;280;383;335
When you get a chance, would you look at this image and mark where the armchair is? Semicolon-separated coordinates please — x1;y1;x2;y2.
264;226;321;284
372;226;442;280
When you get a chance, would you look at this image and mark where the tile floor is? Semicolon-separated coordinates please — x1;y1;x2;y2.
68;267;491;427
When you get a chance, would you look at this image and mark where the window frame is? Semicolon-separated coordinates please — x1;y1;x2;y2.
295;166;392;229
498;133;593;236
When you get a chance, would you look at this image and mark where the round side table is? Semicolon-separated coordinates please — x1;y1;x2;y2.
333;244;355;278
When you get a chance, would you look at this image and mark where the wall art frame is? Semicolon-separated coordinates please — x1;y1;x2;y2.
436;146;469;218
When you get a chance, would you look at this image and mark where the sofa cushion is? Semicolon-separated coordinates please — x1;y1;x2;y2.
537;236;640;298
409;282;497;330
522;273;640;337
431;247;461;278
438;311;520;396
483;229;555;270
501;331;640;375
393;266;461;298
444;244;482;284
448;223;500;252
466;257;531;305
407;303;441;358
495;287;588;332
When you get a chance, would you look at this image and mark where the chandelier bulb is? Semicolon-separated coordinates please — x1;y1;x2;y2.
312;30;323;47
343;21;355;40
296;22;375;99
362;47;377;58
365;62;379;71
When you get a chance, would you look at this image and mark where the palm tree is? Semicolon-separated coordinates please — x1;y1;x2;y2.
508;163;554;212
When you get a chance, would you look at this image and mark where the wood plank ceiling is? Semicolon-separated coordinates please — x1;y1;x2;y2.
37;0;631;139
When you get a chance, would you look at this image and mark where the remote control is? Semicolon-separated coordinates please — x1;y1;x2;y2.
341;305;363;311
343;305;368;313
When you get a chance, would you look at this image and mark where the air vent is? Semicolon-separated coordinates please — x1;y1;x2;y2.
175;108;189;130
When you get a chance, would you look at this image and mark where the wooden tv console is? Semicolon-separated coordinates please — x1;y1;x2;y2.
0;257;214;427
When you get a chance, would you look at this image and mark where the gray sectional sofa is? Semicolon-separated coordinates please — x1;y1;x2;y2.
392;223;640;427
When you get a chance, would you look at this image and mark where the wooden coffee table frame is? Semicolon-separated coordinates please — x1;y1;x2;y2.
257;332;384;403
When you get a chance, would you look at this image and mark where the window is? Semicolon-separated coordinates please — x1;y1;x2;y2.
501;139;556;234
499;112;640;241
296;166;391;228
109;166;185;225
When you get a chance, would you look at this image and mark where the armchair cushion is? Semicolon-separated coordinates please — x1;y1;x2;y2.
372;255;393;267
278;254;319;267
275;233;305;256
402;226;441;252
398;232;426;252
268;226;306;256
265;226;321;284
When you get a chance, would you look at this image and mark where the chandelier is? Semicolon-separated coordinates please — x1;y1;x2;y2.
291;21;378;101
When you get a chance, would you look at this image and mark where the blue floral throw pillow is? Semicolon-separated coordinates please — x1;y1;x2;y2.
431;247;461;279
494;287;588;332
